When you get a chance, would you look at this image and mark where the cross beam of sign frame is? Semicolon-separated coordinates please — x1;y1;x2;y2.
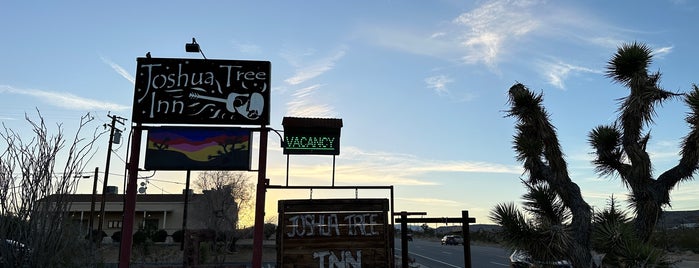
395;210;476;268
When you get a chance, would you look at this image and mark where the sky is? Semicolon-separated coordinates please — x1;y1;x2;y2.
2;0;699;227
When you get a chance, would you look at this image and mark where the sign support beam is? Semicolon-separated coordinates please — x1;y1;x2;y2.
251;127;269;268
395;211;476;268
118;124;143;268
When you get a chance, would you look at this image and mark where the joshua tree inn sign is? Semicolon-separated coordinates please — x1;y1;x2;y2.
132;57;271;125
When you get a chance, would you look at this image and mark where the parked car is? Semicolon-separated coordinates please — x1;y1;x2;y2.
440;235;463;245
509;250;572;268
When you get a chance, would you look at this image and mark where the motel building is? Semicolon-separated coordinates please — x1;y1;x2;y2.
43;188;237;243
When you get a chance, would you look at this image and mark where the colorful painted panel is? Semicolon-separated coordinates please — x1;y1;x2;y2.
145;127;251;170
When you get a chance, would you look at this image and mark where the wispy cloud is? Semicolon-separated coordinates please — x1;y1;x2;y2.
358;0;545;68
425;75;453;95
452;0;541;67
232;41;262;54
540;60;601;89
652;45;673;58
282;47;346;117
0;85;129;111
398;197;464;207
100;56;134;84
266;146;522;186
284;49;347;85
285;84;336;117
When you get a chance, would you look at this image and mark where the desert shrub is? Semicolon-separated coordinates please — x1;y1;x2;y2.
652;228;699;253
133;230;148;245
172;230;184;243
111;231;121;242
84;229;107;243
152;229;168;243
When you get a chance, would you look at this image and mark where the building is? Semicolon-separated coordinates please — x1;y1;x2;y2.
58;189;238;239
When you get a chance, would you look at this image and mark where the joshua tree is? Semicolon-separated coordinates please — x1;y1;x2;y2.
490;181;573;264
591;196;672;267
505;83;592;267
590;42;699;242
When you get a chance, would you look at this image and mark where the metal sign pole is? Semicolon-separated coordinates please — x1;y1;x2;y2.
118;124;142;268
251;127;269;268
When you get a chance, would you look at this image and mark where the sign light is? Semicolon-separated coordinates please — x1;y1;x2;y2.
282;117;342;155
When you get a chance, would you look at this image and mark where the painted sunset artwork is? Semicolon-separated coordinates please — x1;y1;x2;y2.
144;127;251;170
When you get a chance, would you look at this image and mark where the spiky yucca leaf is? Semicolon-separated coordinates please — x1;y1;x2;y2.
606;42;653;85
521;181;570;225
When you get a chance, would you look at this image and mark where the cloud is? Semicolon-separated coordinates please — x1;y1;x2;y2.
652;45;673;58
100;56;134;84
452;0;541;67
425;75;453;95
397;197;463;207
363;26;461;60
540;60;600;89
357;0;550;69
284;49;347;85
0;85;130;111
265;146;522;186
232;41;262;54
285;84;336;117
281;48;346;117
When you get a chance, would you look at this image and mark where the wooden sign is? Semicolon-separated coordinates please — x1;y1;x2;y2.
131;57;271;125
277;199;391;268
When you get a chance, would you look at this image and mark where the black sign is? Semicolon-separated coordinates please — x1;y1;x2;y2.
282;117;342;155
132;57;270;125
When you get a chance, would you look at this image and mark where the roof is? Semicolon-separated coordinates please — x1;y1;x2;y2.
42;194;200;203
282;117;343;128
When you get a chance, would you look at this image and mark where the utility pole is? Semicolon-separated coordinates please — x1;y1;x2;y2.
97;114;126;239
88;167;99;241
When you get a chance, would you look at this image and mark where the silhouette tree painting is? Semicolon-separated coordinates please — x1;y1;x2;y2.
504;84;592;268
152;137;170;150
208;136;245;162
590;42;699;242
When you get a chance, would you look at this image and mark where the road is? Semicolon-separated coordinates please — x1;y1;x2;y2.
395;238;511;268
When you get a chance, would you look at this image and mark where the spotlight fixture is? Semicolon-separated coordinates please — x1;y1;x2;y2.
185;38;207;59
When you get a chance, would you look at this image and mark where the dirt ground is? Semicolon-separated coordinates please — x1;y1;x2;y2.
669;251;699;268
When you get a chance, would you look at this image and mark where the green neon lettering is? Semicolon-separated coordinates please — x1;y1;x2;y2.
286;136;336;150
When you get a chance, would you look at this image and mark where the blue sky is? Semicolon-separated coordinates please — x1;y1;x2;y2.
2;0;698;225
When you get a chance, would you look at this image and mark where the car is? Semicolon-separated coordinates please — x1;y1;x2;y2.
440;235;463;245
509;250;572;268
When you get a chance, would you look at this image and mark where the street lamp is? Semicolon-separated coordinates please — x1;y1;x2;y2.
185;38;207;59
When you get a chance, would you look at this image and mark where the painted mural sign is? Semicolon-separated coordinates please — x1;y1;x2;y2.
282;117;342;155
144;127;251;170
132;57;271;125
277;199;391;268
